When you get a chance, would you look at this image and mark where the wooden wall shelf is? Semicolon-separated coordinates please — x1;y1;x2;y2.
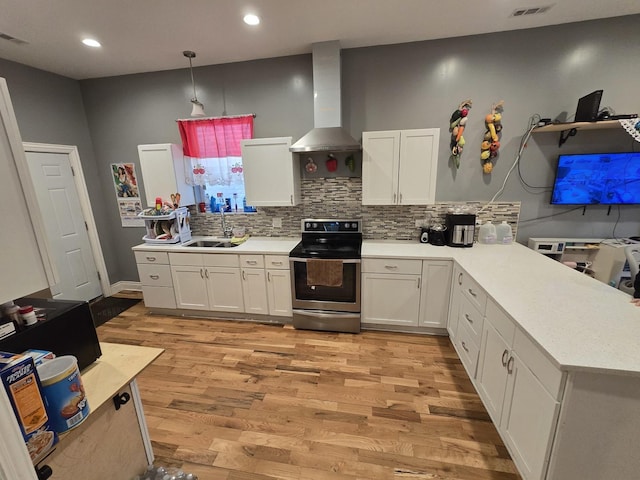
532;120;624;146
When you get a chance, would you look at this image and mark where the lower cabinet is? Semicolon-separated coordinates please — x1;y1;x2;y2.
170;252;243;312
134;251;176;309
168;252;292;317
362;258;452;329
476;298;563;480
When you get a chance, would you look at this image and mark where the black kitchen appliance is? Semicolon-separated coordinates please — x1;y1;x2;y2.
427;224;447;246
289;219;362;333
446;213;476;247
0;297;101;371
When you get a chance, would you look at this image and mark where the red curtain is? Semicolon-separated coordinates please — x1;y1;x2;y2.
177;115;254;158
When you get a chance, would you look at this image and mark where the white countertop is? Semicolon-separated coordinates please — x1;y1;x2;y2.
364;240;640;377
132;236;300;255
133;237;640;376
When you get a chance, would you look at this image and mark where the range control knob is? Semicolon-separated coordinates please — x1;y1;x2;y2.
312;223;318;229
344;223;350;229
305;222;311;229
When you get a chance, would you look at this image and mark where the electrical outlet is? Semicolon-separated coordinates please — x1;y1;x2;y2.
272;217;283;228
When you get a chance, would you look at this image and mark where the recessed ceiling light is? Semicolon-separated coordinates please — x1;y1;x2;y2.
82;38;101;48
243;14;260;26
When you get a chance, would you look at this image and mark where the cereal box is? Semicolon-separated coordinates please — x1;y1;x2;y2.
0;351;58;464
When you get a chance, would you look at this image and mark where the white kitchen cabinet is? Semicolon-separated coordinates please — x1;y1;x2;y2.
170;253;244;312
418;260;452;328
476;299;563;480
265;255;292;317
240;255;269;315
362;128;440;205
0;79;52;304
362;258;422;327
138;143;195;208
134;250;176;309
241;137;300;206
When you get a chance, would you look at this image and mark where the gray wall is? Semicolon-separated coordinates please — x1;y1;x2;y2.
0;58;121;282
3;15;640;284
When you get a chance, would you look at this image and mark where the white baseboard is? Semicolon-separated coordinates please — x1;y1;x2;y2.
110;281;142;294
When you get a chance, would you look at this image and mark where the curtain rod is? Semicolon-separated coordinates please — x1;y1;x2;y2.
176;113;256;122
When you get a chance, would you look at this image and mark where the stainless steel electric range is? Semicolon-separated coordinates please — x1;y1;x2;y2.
289;219;362;333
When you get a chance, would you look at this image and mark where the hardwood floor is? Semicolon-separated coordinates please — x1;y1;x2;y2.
98;298;521;480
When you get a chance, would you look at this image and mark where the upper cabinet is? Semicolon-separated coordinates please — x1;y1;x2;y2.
241;137;300;207
362;128;440;205
138;144;195;208
0;79;52;304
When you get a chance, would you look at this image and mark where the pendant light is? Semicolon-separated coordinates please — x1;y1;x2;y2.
183;50;205;117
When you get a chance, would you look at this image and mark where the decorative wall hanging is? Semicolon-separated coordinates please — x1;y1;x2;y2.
481;101;504;174
449;99;472;169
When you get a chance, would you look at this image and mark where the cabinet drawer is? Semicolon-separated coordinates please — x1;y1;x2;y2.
458;294;484;345
169;252;203;266
134;251;169;265
363;258;422;275
513;330;564;399
456;319;480;379
457;269;487;313
240;254;265;268
141;286;177;309
203;254;239;268
265;255;289;270
137;264;173;287
486;299;516;345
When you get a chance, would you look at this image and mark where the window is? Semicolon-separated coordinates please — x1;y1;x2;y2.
177;115;255;212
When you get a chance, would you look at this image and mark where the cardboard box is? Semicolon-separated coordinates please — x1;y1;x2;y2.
0;351;58;464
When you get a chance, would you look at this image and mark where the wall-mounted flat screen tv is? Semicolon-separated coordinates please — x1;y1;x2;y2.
551;152;640;205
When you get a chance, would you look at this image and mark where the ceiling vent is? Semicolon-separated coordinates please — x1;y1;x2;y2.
511;5;553;17
0;31;28;45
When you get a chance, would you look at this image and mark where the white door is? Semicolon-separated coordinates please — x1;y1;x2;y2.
419;260;452;328
362;273;421;326
241;268;269;314
207;267;245;313
25;151;102;301
267;269;292;317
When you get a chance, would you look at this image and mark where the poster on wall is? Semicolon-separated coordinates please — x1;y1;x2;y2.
111;163;144;227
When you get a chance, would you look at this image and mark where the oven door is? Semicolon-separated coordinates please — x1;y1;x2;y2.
289;257;361;313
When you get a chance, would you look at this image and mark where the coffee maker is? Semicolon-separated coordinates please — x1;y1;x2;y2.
445;213;476;247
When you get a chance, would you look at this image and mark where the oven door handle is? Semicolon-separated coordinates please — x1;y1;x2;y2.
292;309;361;319
289;257;361;264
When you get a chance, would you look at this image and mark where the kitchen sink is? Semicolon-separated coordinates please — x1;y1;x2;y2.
184;240;239;248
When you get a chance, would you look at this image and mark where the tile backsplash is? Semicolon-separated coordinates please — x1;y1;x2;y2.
189;177;520;241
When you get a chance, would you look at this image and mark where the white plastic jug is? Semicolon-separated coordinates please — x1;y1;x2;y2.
478;221;497;244
496;221;513;244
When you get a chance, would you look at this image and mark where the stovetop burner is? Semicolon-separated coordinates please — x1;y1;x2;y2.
289;219;362;260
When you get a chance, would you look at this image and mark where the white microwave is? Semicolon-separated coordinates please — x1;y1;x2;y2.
528;239;565;254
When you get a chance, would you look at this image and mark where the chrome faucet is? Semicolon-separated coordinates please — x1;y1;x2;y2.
219;204;233;238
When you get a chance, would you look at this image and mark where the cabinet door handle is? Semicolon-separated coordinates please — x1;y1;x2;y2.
464;313;473;324
468;288;477;297
267;272;271;282
501;349;509;367
247;260;258;265
417;277;421;289
149;274;160;280
393;192;397;203
507;356;514;374
146;256;156;262
458;272;463;285
290;194;293;205
272;261;283;266
204;269;209;279
200;268;204;279
461;341;469;352
384;265;398;269
399;192;403;204
242;270;246;280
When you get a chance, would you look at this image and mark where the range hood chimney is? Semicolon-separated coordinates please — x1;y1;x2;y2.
290;41;360;153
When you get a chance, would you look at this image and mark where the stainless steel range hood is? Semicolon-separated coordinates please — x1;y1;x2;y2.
290;41;360;153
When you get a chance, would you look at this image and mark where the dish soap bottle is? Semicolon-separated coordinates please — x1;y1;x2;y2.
496;221;513;244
